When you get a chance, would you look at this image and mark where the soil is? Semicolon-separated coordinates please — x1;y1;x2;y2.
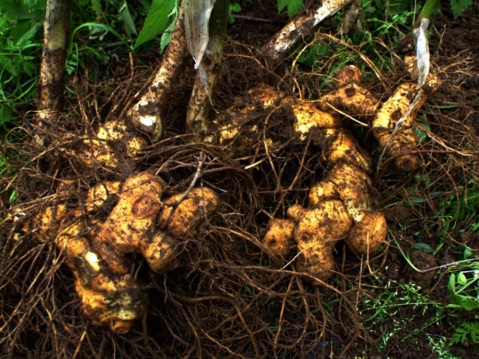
1;1;479;358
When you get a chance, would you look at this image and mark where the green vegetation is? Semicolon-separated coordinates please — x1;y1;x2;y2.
292;0;423;88
447;256;479;346
288;0;474;88
0;0;44;136
450;321;479;346
0;0;180;136
133;0;178;51
362;281;446;350
383;182;479;352
276;0;474;20
359;257;479;356
450;0;473;19
228;3;242;24
278;0;304;18
448;259;479;311
439;183;479;234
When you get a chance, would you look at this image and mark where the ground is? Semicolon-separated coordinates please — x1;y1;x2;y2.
1;1;479;358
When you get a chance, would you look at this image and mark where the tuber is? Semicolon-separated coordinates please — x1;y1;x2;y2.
319;82;380;117
217;85;386;277
287;201;353;282
333;64;364;86
372;82;426;171
73;139;119;168
345;211;387;255
96;120;147;158
263;161;387;281
93;172;179;275
212;85;284;152
290;100;372;174
309;162;386;254
251;73;389;282
263;218;296;259
158;187;220;237
31;172;220;332
292;101;341;139
86;181;121;212
51;213;146;334
317;65;380;118
67;120;147;169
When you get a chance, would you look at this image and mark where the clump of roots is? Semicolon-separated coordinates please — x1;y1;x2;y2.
1;34;478;358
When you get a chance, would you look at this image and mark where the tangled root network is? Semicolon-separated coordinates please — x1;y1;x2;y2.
2;35;478;358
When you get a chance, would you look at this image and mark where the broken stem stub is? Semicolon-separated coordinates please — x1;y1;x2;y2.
186;0;230;138
38;0;72;125
127;12;189;141
262;0;353;64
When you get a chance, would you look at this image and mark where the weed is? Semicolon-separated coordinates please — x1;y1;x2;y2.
450;321;479;345
447;261;479;311
364;281;442;321
228;3;242;24
446;257;479;347
428;336;461;359
288;0;473;81
438;183;479;234
0;0;142;135
0;0;44;134
386;233;479;352
291;0;421;87
0;154;11;177
360;280;460;355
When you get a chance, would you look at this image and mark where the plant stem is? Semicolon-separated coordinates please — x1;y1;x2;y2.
38;0;72;123
418;0;439;23
186;0;230;137
127;10;188;141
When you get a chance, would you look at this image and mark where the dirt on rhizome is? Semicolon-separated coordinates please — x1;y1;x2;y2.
1;1;479;358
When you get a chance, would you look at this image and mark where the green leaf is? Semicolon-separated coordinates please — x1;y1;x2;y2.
10;19;33;43
288;0;304;17
464;246;473;259
230;3;241;13
0;13;9;29
21;58;37;77
70;22;132;51
0;55;17;78
457;272;468;285
450;0;473;19
448;273;456;293
160;32;172;52
9;190;17;203
278;0;288;12
91;0;102;16
1;0;34;20
16;24;40;49
134;0;176;49
139;0;151;10
449;293;479;311
450;326;468;345
160;18;176;52
278;0;304;18
298;42;330;67
410;243;434;253
120;1;137;37
414;121;430;143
